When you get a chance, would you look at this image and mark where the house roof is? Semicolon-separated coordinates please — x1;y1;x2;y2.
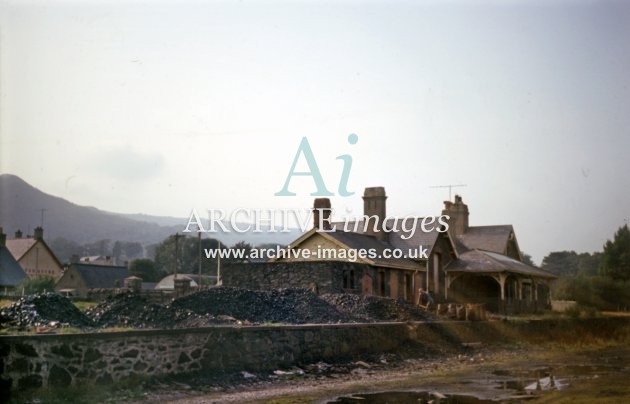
455;225;514;255
446;249;556;279
5;238;37;260
72;263;129;289
331;217;455;260
5;237;64;268
273;227;421;270
325;230;421;270
0;246;27;286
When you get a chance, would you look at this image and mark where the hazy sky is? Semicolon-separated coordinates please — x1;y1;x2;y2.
1;0;629;263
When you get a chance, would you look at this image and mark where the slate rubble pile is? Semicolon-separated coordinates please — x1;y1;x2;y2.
171;287;352;324
1;287;434;330
86;292;239;329
320;293;435;322
0;292;93;328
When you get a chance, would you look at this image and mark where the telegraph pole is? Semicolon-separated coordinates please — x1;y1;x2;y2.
173;233;181;281
430;184;467;201
217;240;221;286
198;232;202;290
39;208;47;228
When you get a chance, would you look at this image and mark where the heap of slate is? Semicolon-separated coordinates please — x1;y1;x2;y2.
320;293;434;322
85;292;238;329
0;288;436;331
0;292;92;328
171;287;352;325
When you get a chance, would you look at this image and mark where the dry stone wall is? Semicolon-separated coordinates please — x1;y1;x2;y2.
0;322;410;392
3;318;629;394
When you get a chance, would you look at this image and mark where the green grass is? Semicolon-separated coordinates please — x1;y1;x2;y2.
73;300;98;311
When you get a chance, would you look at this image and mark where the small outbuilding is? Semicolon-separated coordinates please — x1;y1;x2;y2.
154;274;217;290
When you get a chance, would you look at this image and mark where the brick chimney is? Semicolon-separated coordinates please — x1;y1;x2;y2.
442;194;469;237
0;227;6;247
313;198;332;230
363;187;387;240
33;226;44;240
15;229;23;238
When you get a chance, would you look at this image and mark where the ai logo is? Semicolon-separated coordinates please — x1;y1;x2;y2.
275;134;358;197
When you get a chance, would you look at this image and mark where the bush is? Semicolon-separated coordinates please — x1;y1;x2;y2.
16;276;56;295
564;304;600;319
552;275;630;311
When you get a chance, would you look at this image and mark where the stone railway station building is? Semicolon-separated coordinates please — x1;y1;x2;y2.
224;187;555;314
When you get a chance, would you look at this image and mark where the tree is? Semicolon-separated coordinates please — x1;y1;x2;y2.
113;241;144;264
600;224;630;281
48;237;82;263
231;241;253;262
129;259;162;282
541;251;580;277
82;239;112;256
551;275;630;311
577;252;601;276
153;234;224;277
542;251;601;278
520;251;534;266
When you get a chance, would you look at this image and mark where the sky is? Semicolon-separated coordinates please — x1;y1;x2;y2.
1;0;629;264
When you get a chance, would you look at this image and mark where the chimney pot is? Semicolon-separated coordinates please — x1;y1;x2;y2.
362;187;387;240
442;194;469;237
313;198;332;230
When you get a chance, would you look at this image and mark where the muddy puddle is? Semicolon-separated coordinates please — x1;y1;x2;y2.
329;356;630;403
329;390;497;403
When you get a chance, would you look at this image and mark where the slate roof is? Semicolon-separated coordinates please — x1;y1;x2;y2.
142;282;157;291
73;263;129;288
5;237;64;268
446;249;556;279
325;230;421;270
331;217;450;259
0;246;27;287
455;225;514;255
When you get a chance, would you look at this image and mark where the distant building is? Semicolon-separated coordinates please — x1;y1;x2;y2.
78;255;114;266
154;274;217;290
54;262;129;297
0;228;28;289
141;282;158;291
5;227;64;280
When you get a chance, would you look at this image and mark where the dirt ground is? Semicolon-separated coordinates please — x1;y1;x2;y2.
135;341;630;404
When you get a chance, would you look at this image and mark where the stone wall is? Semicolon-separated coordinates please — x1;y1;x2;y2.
222;261;373;293
2;318;629;394
222;262;424;303
0;322;410;392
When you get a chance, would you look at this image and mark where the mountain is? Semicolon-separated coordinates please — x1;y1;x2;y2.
0;174;300;248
